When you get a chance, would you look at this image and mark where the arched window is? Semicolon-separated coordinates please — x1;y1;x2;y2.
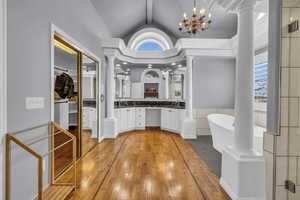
137;42;163;51
127;28;174;51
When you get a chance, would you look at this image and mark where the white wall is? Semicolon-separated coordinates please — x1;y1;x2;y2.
193;57;236;109
7;0;110;199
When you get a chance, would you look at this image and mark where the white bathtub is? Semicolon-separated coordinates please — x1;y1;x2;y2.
207;114;264;155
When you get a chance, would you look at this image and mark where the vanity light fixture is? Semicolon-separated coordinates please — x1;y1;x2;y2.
171;62;176;66
123;62;128;65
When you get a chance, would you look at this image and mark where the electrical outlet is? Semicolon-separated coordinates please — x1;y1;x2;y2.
25;97;45;110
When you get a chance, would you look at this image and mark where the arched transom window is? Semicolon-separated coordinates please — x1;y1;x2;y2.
137;41;164;51
128;28;173;51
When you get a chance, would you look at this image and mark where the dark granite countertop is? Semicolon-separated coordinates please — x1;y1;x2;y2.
114;100;185;109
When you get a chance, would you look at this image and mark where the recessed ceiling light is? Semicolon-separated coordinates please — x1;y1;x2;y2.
148;66;152;69
178;64;182;68
171;62;176;66
116;64;121;67
123;62;128;65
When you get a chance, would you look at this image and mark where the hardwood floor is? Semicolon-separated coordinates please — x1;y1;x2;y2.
54;129;98;178
81;130;98;156
58;130;230;200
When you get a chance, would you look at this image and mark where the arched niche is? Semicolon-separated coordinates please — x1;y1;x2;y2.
141;69;164;98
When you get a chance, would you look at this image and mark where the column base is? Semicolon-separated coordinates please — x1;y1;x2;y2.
103;118;117;139
220;147;265;200
182;118;197;139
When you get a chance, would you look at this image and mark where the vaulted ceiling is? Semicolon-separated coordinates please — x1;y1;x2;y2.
91;0;238;41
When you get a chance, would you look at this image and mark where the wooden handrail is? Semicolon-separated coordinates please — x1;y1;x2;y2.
5;122;77;200
50;122;77;191
6;134;44;200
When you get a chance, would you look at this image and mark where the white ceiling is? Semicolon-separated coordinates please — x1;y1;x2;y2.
91;0;238;40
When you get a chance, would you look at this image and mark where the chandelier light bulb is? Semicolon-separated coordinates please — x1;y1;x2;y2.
183;12;187;19
192;7;196;15
200;8;205;16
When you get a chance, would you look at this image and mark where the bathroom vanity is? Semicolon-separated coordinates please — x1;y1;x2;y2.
114;100;186;135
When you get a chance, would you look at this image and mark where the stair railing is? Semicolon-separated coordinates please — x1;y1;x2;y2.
5;122;77;200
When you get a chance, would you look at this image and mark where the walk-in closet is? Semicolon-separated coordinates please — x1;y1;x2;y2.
53;36;100;178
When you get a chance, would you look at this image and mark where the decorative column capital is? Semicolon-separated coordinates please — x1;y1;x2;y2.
186;55;194;66
237;0;256;12
105;54;116;62
185;55;194;60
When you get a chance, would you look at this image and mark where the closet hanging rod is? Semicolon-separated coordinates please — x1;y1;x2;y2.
54;66;69;72
13;123;50;136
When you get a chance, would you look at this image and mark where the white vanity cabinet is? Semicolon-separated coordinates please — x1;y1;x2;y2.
135;108;146;129
161;108;185;133
115;107;138;133
114;107;184;134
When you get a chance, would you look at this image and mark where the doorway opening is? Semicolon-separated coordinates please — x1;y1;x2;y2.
51;33;101;179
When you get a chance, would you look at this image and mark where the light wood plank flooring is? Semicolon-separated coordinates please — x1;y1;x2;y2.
58;130;230;200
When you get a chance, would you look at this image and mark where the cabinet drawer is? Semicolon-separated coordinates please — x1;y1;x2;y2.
136;114;145;118
135;118;145;123
136;122;145;127
136;108;144;112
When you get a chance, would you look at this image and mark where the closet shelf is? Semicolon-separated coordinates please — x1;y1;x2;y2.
69;110;78;114
55;99;68;104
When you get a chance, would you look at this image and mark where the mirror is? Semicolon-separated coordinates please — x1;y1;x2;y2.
81;54;99;156
114;60;186;100
53;36;80;177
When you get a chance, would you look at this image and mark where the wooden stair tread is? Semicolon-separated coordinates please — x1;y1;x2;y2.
34;185;74;200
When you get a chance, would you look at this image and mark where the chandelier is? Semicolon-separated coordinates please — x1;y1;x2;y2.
178;0;212;35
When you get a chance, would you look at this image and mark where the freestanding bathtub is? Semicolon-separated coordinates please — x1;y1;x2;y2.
207;114;265;155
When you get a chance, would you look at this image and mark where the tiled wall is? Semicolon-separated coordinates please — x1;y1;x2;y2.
193;109;266;136
264;1;300;199
193;109;235;136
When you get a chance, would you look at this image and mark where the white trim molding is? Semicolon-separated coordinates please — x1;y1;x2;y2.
0;0;6;199
103;37;235;65
0;0;7;136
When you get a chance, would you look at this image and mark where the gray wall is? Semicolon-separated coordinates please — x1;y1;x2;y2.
193;57;236;109
7;0;110;199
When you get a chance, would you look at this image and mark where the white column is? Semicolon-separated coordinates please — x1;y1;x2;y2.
186;56;193;119
182;55;196;139
165;71;169;99
220;1;265;199
234;0;255;155
104;55;117;138
107;56;115;119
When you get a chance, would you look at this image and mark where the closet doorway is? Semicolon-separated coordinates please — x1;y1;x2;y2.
52;34;100;178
